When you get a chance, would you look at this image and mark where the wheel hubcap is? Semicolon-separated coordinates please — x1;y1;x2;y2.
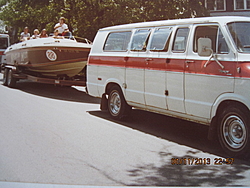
109;91;121;116
223;115;246;149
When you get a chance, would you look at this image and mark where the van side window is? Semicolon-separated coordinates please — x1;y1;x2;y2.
193;25;229;54
104;31;131;51
131;29;151;51
172;28;189;52
193;25;218;52
150;27;172;51
217;29;229;54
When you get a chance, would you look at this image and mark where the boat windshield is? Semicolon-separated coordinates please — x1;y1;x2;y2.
227;21;250;53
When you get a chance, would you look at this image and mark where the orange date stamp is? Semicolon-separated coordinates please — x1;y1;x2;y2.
171;158;234;165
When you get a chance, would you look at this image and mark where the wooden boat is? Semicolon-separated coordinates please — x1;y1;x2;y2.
5;37;92;78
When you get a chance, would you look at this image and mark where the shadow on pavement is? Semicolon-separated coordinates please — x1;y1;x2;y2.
11;80;100;104
89;109;250;186
89;109;222;156
128;150;250;186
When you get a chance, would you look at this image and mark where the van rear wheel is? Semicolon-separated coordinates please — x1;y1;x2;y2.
218;105;250;157
108;85;131;120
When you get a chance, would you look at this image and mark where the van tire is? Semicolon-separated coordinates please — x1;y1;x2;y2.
6;69;16;88
218;105;250;157
108;85;131;120
3;68;9;86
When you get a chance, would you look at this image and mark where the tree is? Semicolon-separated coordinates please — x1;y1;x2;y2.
0;0;209;42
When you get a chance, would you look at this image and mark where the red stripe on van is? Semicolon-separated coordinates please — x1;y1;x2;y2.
89;56;250;78
237;62;250;78
89;56;126;68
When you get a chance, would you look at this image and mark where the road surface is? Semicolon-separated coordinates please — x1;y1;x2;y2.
0;73;250;187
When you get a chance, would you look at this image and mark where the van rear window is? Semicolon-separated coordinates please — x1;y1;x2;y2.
104;31;131;51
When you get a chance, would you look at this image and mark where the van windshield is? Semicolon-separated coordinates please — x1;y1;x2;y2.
227;22;250;53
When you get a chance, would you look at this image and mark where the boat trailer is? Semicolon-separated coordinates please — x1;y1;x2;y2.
1;65;86;88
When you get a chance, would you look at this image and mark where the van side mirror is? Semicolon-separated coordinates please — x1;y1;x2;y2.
198;38;212;57
198;37;225;69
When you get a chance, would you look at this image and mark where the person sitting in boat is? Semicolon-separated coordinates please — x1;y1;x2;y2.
52;29;64;39
31;29;40;39
20;27;30;41
40;29;48;38
54;17;72;37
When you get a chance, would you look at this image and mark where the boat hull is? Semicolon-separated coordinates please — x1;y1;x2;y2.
5;38;91;78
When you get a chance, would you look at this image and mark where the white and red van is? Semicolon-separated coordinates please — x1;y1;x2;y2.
87;16;250;157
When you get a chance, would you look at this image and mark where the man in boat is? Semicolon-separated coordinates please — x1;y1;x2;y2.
54;17;72;38
20;27;30;41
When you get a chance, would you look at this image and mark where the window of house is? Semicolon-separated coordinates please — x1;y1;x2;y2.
104;31;131;51
172;28;189;52
217;0;225;10
206;0;215;10
193;25;228;54
131;29;151;51
247;0;250;9
234;0;250;9
205;0;226;11
235;0;244;9
149;27;172;51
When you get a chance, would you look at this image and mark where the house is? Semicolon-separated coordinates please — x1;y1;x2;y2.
204;0;250;17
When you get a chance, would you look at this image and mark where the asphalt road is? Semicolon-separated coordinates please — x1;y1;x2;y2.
0;73;250;187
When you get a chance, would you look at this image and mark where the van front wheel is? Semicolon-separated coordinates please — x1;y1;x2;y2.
108;85;131;120
218;106;250;157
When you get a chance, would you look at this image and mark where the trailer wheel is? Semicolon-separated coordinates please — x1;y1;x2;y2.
3;68;9;86
6;69;16;88
108;85;131;120
218;105;250;157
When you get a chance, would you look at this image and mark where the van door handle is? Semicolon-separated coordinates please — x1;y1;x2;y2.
145;58;153;61
185;60;195;68
185;60;195;63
